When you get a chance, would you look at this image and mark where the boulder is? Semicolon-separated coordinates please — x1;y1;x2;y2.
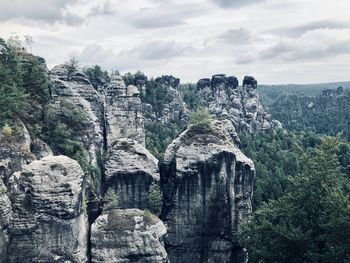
7;156;88;262
91;209;168;263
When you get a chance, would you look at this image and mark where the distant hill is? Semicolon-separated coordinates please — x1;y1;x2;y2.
259;81;350;105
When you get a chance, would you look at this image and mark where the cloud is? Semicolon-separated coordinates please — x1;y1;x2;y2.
122;40;192;61
129;2;206;29
76;40;192;72
237;28;350;64
271;19;350;37
211;0;266;8
0;0;115;26
217;28;253;45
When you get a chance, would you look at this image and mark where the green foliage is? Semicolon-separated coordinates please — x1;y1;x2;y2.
0;184;7;194
142;78;175;115
83;65;109;90
65;57;79;80
147;182;162;215
241;137;350;262
2;123;12;137
0;37;49;139
189;107;212;126
122;72;134;86
44;100;94;173
178;83;200;110
103;187;119;212
145;119;181;159
240;130;350;209
0;38;29;124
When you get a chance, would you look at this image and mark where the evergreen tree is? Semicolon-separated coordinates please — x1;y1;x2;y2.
241;137;350;263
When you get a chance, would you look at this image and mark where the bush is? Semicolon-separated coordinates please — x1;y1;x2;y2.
2;123;12;137
189;108;213;126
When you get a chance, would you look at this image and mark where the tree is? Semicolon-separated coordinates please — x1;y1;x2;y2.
147;182;162;215
240;137;350;263
24;35;34;53
66;57;79;80
103;187;119;212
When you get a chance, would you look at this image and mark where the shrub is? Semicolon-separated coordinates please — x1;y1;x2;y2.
2;123;12;137
103;187;119;212
189;108;213;126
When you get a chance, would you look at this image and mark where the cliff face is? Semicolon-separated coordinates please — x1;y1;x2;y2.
8;155;88;262
160;120;255;263
104;138;159;210
91;209;168;262
49;65;105;168
142;75;189;125
0;54;261;262
198;75;281;133
270;89;350;140
105;75;145;147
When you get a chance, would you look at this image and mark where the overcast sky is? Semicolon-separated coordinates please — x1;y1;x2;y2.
1;0;349;84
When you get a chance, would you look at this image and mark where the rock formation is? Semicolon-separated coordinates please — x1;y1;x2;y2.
104;139;159;210
91;208;168;262
0;178;11;263
49;64;104;168
143;75;189;125
160;120;255;263
197;74;281;133
105;75;145;147
7;155;88;262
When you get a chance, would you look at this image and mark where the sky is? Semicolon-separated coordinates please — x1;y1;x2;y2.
0;0;350;84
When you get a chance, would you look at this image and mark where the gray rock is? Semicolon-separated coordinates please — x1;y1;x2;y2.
49;64;105;198
7;155;88;262
91;209;168;263
104;139;159;210
105;75;145;147
160;120;255;263
0;178;11;263
31;139;53;159
198;74;281;133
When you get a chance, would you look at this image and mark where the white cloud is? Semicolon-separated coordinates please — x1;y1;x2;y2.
1;0;350;84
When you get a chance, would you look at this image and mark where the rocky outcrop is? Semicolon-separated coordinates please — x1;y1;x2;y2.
197;74;281;133
91;208;168;263
146;75;189;124
105;75;145;146
0;178;11;263
104;139;159;210
160;120;255;263
49;64;104;168
7;155;88;262
30;138;53;159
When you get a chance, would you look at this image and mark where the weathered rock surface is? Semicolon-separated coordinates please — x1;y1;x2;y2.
105;75;145;147
31;138;53;159
197;74;281;133
7;155;88;263
0;178;11;263
160;120;255;263
91;208;168;263
104;139;159;210
49;64;104;168
143;75;189;125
